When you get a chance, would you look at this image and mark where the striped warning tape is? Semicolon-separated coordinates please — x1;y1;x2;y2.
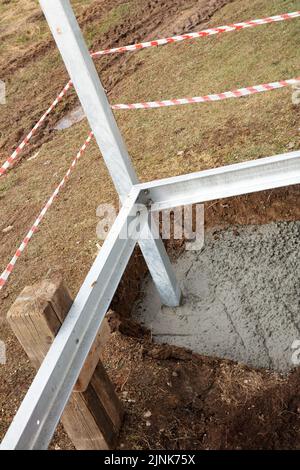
111;77;300;110
0;132;93;290
91;11;300;57
1;10;299;178
0;80;73;177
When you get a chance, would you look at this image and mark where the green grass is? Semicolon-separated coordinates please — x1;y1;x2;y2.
1;0;299;185
0;0;300;296
0;173;19;199
0;1;43;53
85;2;131;47
104;0;300;181
0;1;135;160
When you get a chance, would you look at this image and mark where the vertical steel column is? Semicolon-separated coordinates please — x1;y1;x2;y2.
39;0;181;306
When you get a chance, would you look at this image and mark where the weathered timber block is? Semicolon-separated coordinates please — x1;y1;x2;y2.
7;276;123;450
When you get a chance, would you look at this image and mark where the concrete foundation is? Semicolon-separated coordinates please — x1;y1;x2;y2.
133;222;300;372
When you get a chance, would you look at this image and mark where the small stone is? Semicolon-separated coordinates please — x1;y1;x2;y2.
287;142;295;149
2;225;13;234
177;150;184;156
292;89;300;105
172;371;178;377
143;410;152;418
145;421;151;427
27;151;40;162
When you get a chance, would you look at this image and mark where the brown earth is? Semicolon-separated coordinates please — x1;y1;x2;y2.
0;0;299;450
103;334;300;450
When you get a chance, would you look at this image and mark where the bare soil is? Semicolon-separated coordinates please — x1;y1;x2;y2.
103;334;300;450
0;0;299;450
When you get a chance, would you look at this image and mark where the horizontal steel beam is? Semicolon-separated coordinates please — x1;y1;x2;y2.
136;150;300;211
0;190;141;450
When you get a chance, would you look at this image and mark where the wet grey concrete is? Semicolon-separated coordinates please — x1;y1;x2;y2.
133;222;300;372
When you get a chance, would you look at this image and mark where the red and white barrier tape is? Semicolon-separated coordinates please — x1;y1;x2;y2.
0;80;72;177
111;77;300;110
91;11;300;57
0;132;93;290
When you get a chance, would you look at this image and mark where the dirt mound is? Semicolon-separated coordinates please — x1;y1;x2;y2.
102;333;300;450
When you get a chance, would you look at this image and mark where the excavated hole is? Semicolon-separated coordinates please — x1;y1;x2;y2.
133;221;300;373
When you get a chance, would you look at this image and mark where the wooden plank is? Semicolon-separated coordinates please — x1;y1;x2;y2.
90;362;124;432
73;319;111;392
63;394;109;450
7;276;123;450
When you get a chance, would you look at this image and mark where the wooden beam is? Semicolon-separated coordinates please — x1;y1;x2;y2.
7;276;123;450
